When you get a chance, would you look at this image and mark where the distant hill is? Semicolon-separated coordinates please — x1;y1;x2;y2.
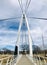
20;44;41;53
0;45;41;51
32;45;41;54
20;44;41;51
32;45;41;51
4;45;15;51
0;44;41;54
0;45;15;54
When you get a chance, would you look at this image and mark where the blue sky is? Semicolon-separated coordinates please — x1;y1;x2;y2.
0;0;47;50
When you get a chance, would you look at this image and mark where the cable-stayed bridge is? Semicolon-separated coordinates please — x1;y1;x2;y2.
0;0;47;65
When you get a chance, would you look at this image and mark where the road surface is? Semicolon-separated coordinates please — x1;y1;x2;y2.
16;55;34;65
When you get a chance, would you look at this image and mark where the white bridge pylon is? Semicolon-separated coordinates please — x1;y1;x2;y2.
16;13;33;57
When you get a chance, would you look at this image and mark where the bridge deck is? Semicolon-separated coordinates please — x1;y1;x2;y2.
16;55;34;65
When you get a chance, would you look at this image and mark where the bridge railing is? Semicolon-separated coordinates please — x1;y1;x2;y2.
0;55;16;65
33;55;47;65
26;55;47;65
0;55;22;65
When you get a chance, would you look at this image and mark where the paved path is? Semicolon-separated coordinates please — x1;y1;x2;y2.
16;55;34;65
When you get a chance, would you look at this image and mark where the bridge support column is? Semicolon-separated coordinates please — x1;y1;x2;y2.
29;36;33;57
18;45;19;56
25;14;33;57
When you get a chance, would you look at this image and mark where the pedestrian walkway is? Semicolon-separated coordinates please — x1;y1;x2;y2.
16;55;34;65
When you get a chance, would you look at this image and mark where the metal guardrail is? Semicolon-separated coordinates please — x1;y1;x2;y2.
26;55;37;65
0;55;15;65
26;55;47;65
33;55;47;65
0;55;22;65
15;55;22;65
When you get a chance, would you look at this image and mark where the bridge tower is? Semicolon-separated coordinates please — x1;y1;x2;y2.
16;13;33;57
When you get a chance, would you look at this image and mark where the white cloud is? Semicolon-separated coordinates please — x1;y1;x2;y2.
0;0;47;49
